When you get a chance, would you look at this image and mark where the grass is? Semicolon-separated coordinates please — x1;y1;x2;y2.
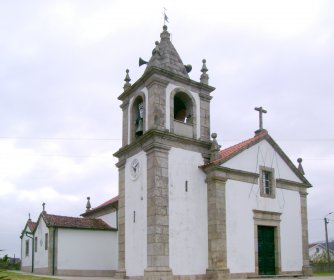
0;270;60;280
314;271;334;276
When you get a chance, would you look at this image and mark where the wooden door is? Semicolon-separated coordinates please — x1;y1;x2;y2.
258;226;276;275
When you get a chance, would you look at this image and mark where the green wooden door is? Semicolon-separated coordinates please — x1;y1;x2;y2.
258;226;276;275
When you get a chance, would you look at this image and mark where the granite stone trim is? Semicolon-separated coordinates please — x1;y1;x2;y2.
116;164;126;278
300;191;313;276
205;170;230;278
253;210;282;276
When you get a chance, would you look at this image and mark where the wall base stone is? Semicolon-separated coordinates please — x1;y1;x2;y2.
114;269;127;279
144;267;173;280
206;268;230;280
302;265;313;276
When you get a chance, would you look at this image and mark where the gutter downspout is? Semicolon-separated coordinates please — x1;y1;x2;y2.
52;227;56;275
25;232;34;273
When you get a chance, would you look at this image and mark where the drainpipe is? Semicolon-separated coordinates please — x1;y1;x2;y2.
25;232;34;273
52;227;56;275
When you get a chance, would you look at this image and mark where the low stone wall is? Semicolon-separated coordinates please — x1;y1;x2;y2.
312;263;334;272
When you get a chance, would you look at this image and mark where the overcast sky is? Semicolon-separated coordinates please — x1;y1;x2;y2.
0;0;333;258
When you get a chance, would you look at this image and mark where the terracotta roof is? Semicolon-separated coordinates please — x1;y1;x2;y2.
81;195;119;217
203;129;268;167
27;219;37;232
41;212;113;230
219;130;268;162
93;195;119;211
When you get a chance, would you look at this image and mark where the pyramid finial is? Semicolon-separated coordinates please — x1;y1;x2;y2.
123;69;131;90
297;158;305;175
42;202;46;212
86;197;91;212
200;59;209;84
210;132;221;161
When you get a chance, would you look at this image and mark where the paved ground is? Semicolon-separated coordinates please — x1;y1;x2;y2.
12;271;334;280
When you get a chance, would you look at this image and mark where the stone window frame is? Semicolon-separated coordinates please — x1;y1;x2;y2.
130;93;146;143
253;210;282;276
169;88;197;138
259;166;276;198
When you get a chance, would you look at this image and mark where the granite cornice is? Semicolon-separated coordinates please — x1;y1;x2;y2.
276;178;311;191
114;129;211;159
117;67;215;101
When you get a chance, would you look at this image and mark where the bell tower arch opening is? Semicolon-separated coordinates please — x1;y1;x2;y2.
171;90;196;138
131;95;145;142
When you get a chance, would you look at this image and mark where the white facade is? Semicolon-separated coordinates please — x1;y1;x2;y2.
57;228;118;271
125;151;148;276
21;227;33;271
225;139;304;274
169;148;208;275
33;219;49;270
99;211;117;228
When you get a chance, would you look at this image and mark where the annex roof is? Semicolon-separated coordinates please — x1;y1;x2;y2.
38;212;114;231
81;195;119;217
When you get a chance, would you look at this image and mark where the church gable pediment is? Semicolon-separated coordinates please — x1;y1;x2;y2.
203;130;311;187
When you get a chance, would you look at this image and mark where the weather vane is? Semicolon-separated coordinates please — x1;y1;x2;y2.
163;7;169;25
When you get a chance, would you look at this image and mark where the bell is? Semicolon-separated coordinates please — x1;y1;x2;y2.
136;118;143;136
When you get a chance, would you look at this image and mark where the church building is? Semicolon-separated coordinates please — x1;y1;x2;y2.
113;25;313;280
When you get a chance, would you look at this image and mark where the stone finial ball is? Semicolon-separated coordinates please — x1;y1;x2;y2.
163;25;167;31
297;158;303;163
155;41;159;45
202;59;206;63
126;69;129;73
211;132;217;139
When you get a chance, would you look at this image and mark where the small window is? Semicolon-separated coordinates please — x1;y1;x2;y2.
34;237;38;252
316;247;320;253
25;240;29;256
260;166;275;198
45;233;48;250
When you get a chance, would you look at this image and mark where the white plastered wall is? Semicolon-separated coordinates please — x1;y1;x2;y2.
165;83;201;139
169;148;208;275
98;211;117;228
125;151;147;276
57;229;117;270
34;219;49;269
21;230;33;269
222;140;302;183
224;139;303;273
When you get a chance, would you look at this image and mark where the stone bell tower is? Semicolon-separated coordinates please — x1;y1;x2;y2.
114;25;215;279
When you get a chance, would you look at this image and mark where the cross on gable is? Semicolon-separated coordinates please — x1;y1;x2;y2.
255;106;267;131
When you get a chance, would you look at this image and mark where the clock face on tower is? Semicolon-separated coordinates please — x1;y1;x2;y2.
130;158;140;180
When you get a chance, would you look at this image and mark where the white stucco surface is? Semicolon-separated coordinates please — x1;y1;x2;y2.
222;140;302;183
21;230;33;269
33;218;49;269
57;229;117;270
169;148;208;275
226;179;303;273
125;152;147;276
99;211;117;228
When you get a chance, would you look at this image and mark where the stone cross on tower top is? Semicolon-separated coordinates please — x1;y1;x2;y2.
255;106;267;133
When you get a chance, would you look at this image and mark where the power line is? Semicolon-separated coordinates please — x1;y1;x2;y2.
0;136;121;141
